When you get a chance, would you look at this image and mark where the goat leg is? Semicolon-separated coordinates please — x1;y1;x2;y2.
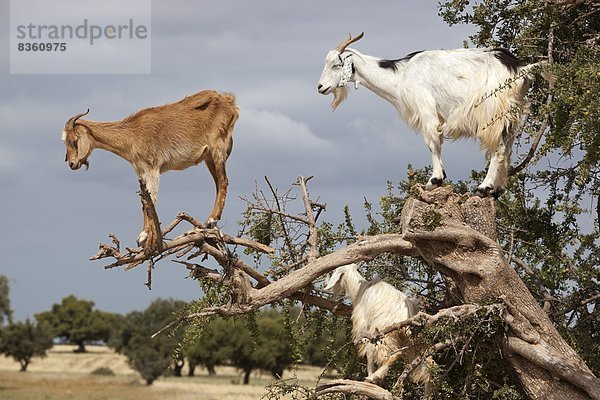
205;157;229;227
138;179;163;254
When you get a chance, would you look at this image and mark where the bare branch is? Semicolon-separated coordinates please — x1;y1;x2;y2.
246;204;311;225
91;225;272;270
297;176;319;262
511;256;556;310
265;175;300;261
246;234;418;309
581;293;600;306
173;260;223;282
145;258;154;290
316;379;399;400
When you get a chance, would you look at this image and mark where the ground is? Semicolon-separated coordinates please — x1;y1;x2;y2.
0;345;324;400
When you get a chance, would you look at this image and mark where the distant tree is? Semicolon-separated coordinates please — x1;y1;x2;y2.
35;295;115;352
112;298;185;385
185;317;230;376
226;318;256;385
254;312;294;379
0;319;53;371
0;275;12;325
197;311;295;384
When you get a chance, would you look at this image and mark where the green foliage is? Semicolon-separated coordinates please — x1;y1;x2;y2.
111;298;185;385
411;305;523;399
0;276;12;325
35;295;116;352
0;319;53;372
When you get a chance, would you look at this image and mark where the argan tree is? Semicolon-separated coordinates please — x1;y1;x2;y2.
0;319;53;372
0;275;12;325
90;1;599;398
112;298;185;385
36;295;116;352
184;310;295;384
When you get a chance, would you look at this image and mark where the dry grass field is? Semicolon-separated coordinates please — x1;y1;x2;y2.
0;345;325;400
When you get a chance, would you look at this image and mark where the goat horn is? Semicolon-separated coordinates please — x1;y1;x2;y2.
335;32;364;53
66;109;90;130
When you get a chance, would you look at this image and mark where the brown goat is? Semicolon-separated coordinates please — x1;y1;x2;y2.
62;90;239;249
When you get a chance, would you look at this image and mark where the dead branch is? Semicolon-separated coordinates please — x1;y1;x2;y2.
264;176;300;262
316;379;399;400
511;256;556;310
91;224;273;269
173;260;223;282
297;176;319;262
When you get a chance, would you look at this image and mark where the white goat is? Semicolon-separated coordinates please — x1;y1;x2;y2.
324;264;430;392
318;33;541;197
62;90;239;247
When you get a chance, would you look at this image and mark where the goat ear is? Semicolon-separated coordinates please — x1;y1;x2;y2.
323;270;344;293
77;131;91;164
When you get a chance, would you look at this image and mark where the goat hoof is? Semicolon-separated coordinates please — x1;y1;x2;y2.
136;231;148;247
475;186;491;197
491;188;505;199
475;185;503;199
425;177;444;190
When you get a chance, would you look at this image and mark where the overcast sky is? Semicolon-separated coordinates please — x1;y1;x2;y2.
0;0;479;321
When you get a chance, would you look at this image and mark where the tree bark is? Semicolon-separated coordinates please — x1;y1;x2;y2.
173;358;184;377
243;368;251;385
74;342;86;353
399;186;599;400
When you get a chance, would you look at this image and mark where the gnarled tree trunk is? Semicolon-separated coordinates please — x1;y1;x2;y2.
400;186;599;400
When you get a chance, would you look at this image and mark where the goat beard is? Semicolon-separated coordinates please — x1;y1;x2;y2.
331;86;348;111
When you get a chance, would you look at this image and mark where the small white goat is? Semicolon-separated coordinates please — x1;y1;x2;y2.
324;264;430;392
62;90;238;247
318;33;541;197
